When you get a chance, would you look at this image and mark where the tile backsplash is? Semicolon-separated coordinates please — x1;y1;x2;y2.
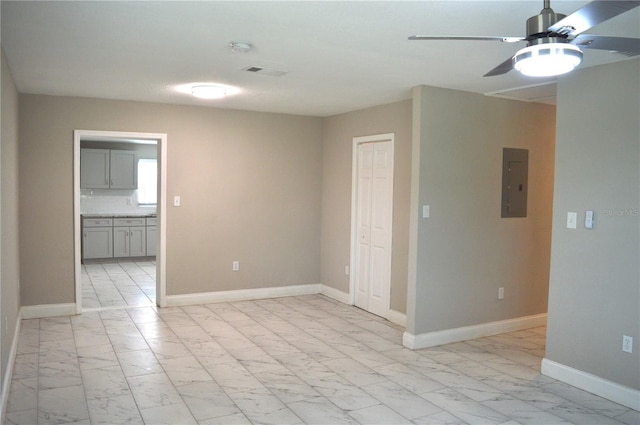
81;189;157;215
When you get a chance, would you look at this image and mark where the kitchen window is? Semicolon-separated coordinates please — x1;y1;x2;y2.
137;158;157;205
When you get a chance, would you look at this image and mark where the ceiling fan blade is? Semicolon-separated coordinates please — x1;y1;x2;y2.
572;34;640;56
483;56;514;77
548;0;640;37
409;35;525;43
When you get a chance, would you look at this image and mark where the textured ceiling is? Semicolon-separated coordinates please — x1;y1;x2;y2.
2;1;639;117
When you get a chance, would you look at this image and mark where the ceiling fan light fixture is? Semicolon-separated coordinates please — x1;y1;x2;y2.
513;43;583;77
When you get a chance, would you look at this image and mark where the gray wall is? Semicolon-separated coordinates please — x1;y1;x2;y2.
321;100;412;313
546;59;640;390
18;95;323;304
1;48;21;392
408;85;555;335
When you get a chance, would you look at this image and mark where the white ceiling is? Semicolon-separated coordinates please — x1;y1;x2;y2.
2;1;639;117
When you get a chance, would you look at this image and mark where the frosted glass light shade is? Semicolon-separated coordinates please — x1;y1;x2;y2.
191;85;228;99
514;43;583;77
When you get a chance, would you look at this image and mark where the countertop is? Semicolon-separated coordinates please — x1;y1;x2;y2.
82;213;157;218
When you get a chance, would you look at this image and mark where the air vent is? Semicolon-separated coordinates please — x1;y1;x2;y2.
241;66;288;77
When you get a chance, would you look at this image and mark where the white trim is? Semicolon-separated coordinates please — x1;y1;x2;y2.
20;303;77;319
320;285;350;304
388;309;407;327
541;358;640;411
73;130;168;312
166;284;322;307
403;313;547;349
157;134;168;308
349;133;395;317
1;314;21;423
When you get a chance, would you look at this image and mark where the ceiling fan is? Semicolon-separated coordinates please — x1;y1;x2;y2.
409;0;640;77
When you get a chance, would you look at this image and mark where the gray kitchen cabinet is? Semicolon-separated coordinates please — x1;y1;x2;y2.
80;149;110;189
82;217;113;260
81;148;137;189
109;150;137;189
113;218;146;258
146;217;157;256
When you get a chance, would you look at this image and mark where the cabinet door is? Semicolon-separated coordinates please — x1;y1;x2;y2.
113;227;129;257
146;226;157;256
110;150;137;189
80;149;110;189
82;227;113;259
129;226;146;257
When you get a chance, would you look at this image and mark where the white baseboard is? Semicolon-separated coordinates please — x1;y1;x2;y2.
320;285;350;304
403;313;547;350
541;358;640;411
318;286;406;328
388;309;406;327
166;283;322;307
20;303;77;319
1;315;21;424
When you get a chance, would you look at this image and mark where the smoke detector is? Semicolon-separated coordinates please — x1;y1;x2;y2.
229;41;253;53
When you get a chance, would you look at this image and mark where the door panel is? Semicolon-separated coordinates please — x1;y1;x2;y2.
507;160;526;215
353;140;393;318
113;227;129;257
355;144;373;309
82;227;113;259
129;227;146;257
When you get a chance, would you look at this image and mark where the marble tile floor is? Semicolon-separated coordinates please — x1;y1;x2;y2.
5;295;639;425
81;261;156;310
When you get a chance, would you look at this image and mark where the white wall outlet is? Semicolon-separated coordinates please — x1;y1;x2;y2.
173;195;181;207
567;212;577;229
232;261;240;271
422;205;430;218
344;265;350;276
498;287;504;300
622;335;633;353
126;197;132;205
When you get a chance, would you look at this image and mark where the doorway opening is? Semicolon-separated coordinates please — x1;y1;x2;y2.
73;130;168;312
349;133;394;319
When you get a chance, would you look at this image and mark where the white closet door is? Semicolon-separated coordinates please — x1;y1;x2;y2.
354;140;393;318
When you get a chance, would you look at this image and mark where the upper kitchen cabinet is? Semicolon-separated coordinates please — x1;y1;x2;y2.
81;148;137;189
109;150;137;189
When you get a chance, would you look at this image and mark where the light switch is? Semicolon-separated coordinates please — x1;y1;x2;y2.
567;212;577;229
585;210;594;229
422;205;430;218
173;196;181;207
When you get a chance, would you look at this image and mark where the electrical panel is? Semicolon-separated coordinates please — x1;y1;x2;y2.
501;148;528;218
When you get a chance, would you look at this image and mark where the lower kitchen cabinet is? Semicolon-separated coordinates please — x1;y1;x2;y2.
82;215;156;261
113;218;146;258
82;218;114;259
146;218;157;256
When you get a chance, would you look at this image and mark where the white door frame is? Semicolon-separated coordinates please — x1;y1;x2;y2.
73;129;168;312
349;133;394;317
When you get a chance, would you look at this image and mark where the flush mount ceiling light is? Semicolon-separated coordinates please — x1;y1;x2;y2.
191;84;228;99
175;82;240;100
229;40;253;53
513;41;583;77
